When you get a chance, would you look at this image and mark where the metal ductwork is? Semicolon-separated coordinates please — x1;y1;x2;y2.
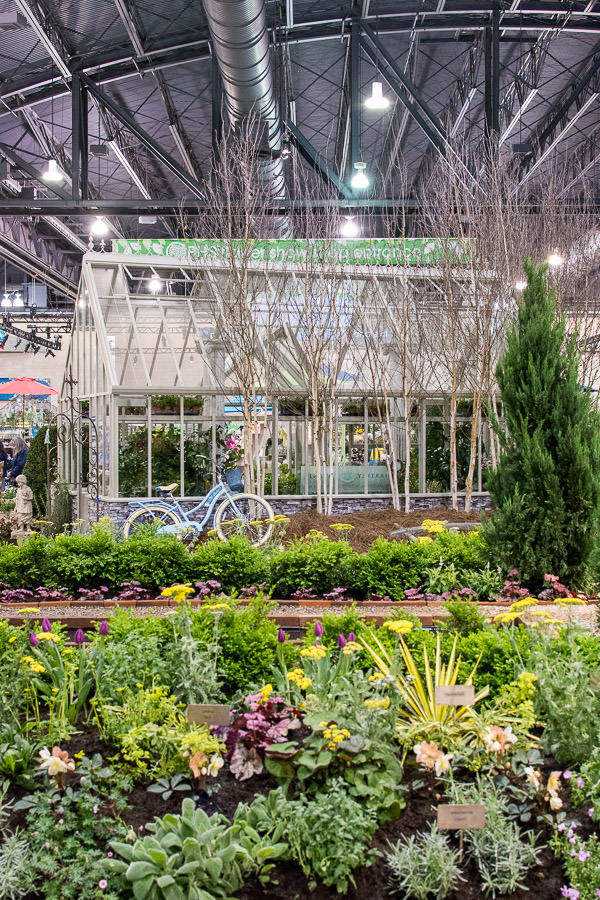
202;0;288;229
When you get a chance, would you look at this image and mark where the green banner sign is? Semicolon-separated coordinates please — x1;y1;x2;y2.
110;238;467;266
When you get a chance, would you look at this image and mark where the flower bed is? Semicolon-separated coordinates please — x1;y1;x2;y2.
2;591;600;899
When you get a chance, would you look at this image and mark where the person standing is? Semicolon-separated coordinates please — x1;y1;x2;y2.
8;436;28;483
0;441;10;490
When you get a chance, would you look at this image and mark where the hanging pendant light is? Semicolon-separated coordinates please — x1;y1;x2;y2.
340;217;359;238
90;216;109;237
148;276;162;293
351;162;369;190
12;291;23;307
1;293;12;308
365;81;390;111
42;159;63;183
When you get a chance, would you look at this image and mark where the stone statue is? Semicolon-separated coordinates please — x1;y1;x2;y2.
11;474;34;534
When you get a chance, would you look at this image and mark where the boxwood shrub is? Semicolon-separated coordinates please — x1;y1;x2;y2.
268;537;355;598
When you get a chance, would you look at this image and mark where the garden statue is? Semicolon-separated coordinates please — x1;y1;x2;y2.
11;474;34;535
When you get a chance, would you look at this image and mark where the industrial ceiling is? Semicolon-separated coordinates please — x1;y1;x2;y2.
1;0;600;301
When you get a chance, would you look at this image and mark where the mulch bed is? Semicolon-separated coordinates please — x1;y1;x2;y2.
283;506;487;553
5;719;581;900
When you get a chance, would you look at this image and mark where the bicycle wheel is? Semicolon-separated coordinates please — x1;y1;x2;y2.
123;504;183;539
214;494;275;547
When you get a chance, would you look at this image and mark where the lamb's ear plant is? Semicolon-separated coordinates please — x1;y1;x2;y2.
172;604;223;705
110;796;287;899
386;823;463;899
0;830;35;900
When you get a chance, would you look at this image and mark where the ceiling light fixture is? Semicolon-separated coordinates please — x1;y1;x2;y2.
90;216;109;237
365;81;390;111
148;276;162;293
340;216;359;238
280;141;291;160
42;158;63;183
351;162;369;190
547;253;563;267
11;292;23;308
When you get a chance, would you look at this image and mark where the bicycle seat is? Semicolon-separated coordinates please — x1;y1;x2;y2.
156;483;178;494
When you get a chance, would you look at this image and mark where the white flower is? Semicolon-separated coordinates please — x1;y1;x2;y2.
434;753;453;777
207;755;225;778
38;746;74;778
550;796;563;810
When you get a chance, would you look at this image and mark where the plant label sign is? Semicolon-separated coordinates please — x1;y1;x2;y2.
187;704;231;726
435;685;475;706
437;804;486;830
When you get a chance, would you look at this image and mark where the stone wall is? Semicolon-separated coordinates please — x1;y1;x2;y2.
87;493;491;527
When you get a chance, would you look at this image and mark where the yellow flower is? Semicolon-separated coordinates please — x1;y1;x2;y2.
510;597;538;609
318;720;330;728
329;523;354;531
74;750;85;760
203;603;231;611
16;608;41;615
342;641;361;655
259;684;273;703
420;519;448;534
417;536;433;543
369;672;384;681
287;669;312;690
20;656;35;664
553;597;586;605
63;647;74;654
530;610;552;618
300;645;327;659
36;633;59;642
494;612;520;624
161;584;194;602
382;620;414;634
8;635;17;644
364;697;390;710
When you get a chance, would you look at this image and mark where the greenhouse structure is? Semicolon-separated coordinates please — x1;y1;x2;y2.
64;237;500;520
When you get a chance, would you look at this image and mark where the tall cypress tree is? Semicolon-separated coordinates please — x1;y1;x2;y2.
485;259;600;590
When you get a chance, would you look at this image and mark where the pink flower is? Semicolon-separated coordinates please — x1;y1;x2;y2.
577;777;585;788
563;770;573;780
98;880;107;890
561;888;579;900
578;850;591;862
107;851;113;858
589;809;594;817
93;804;99;814
58;818;63;825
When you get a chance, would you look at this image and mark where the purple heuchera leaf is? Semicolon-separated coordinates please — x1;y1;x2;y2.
99;620;109;636
277;628;286;643
337;633;347;648
314;621;324;638
29;632;40;646
41;618;52;633
74;629;85;645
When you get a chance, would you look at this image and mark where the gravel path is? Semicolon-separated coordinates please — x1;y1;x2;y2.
1;600;596;632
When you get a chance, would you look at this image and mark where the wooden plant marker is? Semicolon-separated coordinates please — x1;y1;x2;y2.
434;684;475;727
437;804;486;860
187;704;231;727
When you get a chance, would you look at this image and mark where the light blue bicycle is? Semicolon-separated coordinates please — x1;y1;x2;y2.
122;474;275;546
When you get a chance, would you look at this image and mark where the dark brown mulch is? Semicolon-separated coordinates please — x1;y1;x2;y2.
283;506;487;553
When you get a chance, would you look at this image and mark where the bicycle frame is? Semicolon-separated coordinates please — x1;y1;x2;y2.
127;481;233;534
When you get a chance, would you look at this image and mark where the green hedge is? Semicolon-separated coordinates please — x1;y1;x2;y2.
0;524;491;598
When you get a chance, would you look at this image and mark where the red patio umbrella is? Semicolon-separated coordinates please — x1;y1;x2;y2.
0;378;59;396
0;378;59;429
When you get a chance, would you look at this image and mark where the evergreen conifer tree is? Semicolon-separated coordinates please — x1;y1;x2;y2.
485;259;600;590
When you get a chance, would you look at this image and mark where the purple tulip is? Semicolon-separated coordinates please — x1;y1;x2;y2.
347;632;356;643
314;621;324;638
337;634;347;648
99;620;109;636
29;632;40;647
74;629;85;645
277;628;286;643
41;618;52;633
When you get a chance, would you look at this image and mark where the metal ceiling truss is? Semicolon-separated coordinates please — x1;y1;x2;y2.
412;36;484;193
498;29;556;146
0;218;78;297
359;20;478;194
520;47;600;184
4;8;600;117
560;126;600;195
14;0;72;78
79;73;205;198
285;119;353;200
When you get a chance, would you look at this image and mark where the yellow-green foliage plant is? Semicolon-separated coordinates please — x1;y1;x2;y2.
360;630;490;749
